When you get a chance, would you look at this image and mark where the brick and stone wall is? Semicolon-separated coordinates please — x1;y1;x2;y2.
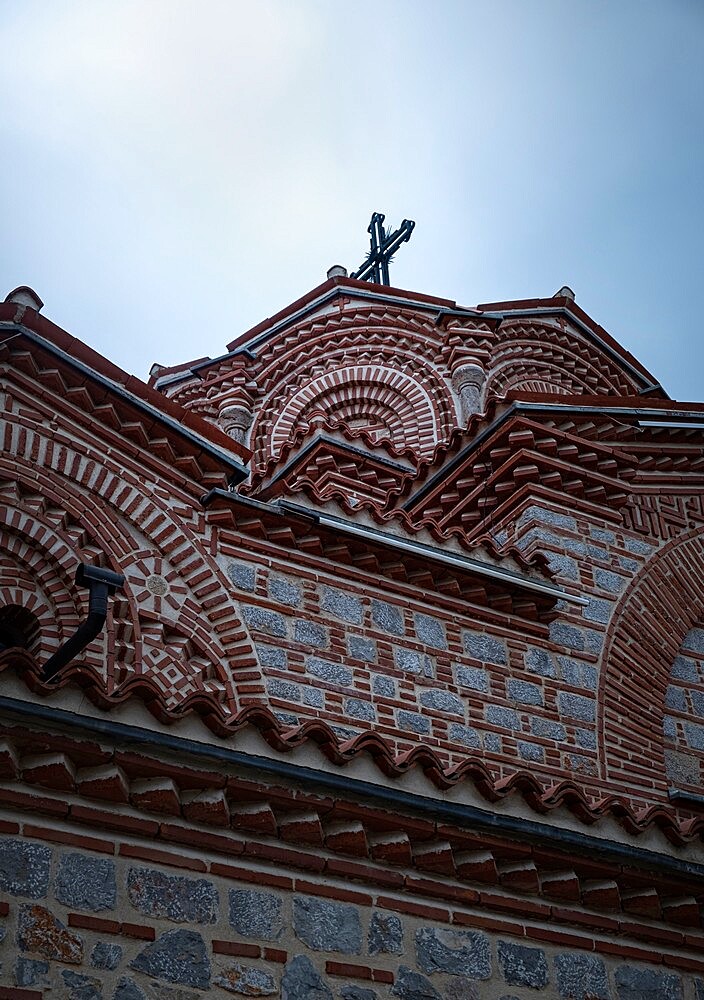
1;831;702;999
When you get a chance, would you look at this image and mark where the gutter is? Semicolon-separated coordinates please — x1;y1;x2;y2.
3;324;248;484
0;696;701;881
201;487;587;607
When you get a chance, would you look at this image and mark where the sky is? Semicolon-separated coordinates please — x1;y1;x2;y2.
1;0;702;399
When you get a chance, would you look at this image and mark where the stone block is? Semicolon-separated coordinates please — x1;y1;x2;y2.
293;895;362;953
485;705;520;731
559;657;598;691
349;636;377;662
415;926;491;979
281;955;332;1000
449;723;482;748
456;665;489;691
575;728;597;750
498;940;548;988
0;839;51;898
517;506;576;531
15;958;49;987
583;598;611;625
672;656;699;682
462;631;507;665
547;553;579;581
507;678;543;706
227;562;256;592
267;678;302;702
18;903;83;963
368;910;403;955
624;536;653;555
414;612;447;649
295;619;329;648
214;962;278;995
395;648;435;678
341;988;378;1000
114;978;147;1000
419;689;464;715
590;528;615;544
397;710;431;735
371;599;405;636
61;970;102;1000
518;740;544;762
91;941;122;970
683;628;704;654
524;648;557;677
684;721;704;751
306;657;352;687
256;644;287;668
270;575;301;607
531;717;566;740
372;674;395;697
555;953;609;999
345;698;376;721
55;852;116;912
665;685;687;711
594;568;624;593
614;965;682;999
229;889;284;941
242;606;286;637
391;966;441;1000
322;587;363;625
558;692;596;722
130;930;210;989
127;867;218;924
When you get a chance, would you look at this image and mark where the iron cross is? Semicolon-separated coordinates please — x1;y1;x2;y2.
351;212;415;285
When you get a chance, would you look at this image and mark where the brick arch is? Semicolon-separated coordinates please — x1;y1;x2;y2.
258;362;455;462
0;432;260;717
483;359;589;402
598;529;704;797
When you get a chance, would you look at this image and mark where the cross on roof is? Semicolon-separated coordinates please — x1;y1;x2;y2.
351;212;415;286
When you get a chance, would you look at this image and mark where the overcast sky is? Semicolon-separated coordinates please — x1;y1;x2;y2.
1;0;702;399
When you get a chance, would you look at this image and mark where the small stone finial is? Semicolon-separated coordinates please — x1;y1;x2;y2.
149;363;166;378
327;265;348;280
4;286;44;312
554;285;575;301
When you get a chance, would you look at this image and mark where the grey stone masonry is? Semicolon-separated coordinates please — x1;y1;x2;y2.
294;618;329;648
242;605;286;637
498;940;549;989
306;656;353;687
395;648;435;678
594;568;625;593
281;955;333;1000
485;706;520;731
392;966;442;1000
414;612;447;649
614;965;683;999
557;692;596;722
127;867;218;923
130;929;210;988
227;561;256;592
214;961;278;995
524;648;557;678
345;697;376;721
293;895;362;953
0;839;51;898
456;665;489;692
463;631;508;665
398;710;431;734
229;888;283;940
371;599;405;636
415;926;491;979
506;678;543;706
322;586;363;625
554;953;610;999
270;575;302;607
419;689;464;715
55;853;116;912
368;910;404;955
349;635;377;662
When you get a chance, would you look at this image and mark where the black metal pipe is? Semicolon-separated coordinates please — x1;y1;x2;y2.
0;695;701;881
43;564;124;683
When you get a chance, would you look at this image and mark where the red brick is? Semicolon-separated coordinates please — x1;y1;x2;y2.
68;914;120;935
159;822;245;857
618;921;684;946
525;925;594;950
0;819;20;835
452;910;525;937
325;858;404;888
210;862;293;891
326;961;372;980
479;892;551;919
212;940;261;958
24;825;114;855
244;841;325;873
295;879;372;907
595;938;664;963
372;969;395;984
662;954;704;974
404;875;479;906
70;805;159;837
1;788;68;817
118;843;207;872
0;901;9;917
552;907;619;933
263;947;287;963
0;989;43;1000
376;896;450;922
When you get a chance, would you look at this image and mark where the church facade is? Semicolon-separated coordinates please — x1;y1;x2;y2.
0;269;703;999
